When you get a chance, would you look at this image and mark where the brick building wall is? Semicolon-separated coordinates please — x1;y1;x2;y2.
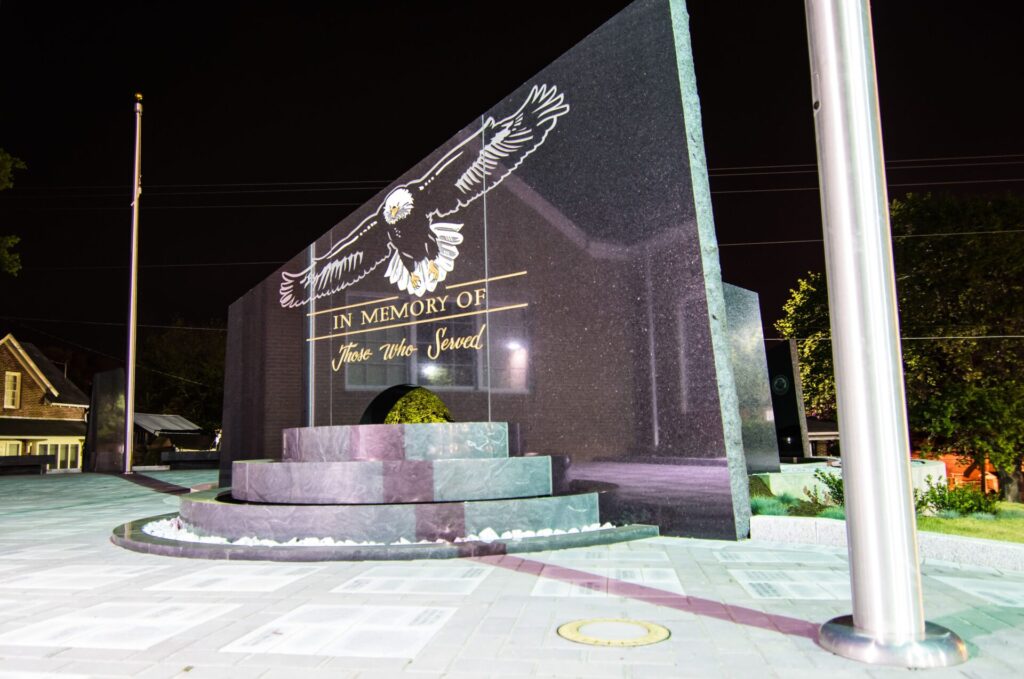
0;346;85;421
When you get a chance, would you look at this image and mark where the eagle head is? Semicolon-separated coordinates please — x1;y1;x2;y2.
383;188;414;225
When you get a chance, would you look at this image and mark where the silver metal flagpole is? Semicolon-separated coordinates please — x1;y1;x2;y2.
124;92;143;475
803;1;965;666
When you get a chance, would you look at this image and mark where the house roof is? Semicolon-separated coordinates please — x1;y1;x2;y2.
20;343;90;406
0;418;87;438
807;417;839;441
0;334;90;407
134;412;203;435
0;333;58;397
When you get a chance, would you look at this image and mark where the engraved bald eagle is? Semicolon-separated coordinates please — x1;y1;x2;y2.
279;84;569;308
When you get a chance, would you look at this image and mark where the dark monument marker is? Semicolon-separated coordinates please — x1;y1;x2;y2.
767;339;812;458
218;0;775;541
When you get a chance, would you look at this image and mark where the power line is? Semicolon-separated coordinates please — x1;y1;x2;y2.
6;173;1021;211
720;238;823;247
708;152;1024;172
1;186;386;200
0;202;363;212
15;229;1023;273
3;320;210;386
896;228;1024;239
709;159;1024;179
6;152;1023;193
766;335;1024;341
0;316;226;331
25;261;285;272
8;158;1022;196
718;228;1024;247
9;179;391;191
710;176;1024;195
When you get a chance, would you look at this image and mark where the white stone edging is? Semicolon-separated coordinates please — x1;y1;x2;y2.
142;516;615;548
750;515;1024;573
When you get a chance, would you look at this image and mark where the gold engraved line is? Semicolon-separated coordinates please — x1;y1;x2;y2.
307;296;400;318
444;270;527;290
307;303;529;342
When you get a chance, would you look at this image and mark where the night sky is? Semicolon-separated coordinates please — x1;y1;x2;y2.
1;1;1021;379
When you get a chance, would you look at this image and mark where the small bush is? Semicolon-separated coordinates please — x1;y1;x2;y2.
813;468;844;505
751;497;789;516
817;506;846;520
777;492;801;508
383;387;453;424
788;498;828;517
916;476;999;516
967;511;997;521
936;509;962;520
749;476;774;498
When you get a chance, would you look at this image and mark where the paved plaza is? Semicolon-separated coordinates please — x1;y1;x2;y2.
0;472;1021;678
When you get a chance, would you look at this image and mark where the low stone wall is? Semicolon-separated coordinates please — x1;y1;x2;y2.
750;515;1024;573
753;459;946;499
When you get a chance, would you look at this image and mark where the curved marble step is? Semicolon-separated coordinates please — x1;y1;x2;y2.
179;489;599;543
232;456;552;504
113;514;659;561
282;422;515;462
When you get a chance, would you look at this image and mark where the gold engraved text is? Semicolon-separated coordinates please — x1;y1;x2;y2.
331;342;373;371
428;323;487;360
379;337;417;360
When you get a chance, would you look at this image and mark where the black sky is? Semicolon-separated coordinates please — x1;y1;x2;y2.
1;0;1022;376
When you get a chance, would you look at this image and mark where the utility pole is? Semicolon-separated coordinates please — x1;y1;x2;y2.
124;92;143;475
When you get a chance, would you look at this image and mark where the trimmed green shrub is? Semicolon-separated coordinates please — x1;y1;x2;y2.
817;506;846;520
776;492;801;508
751;497;789;516
916;475;999;516
383;387;453;424
813;468;844;505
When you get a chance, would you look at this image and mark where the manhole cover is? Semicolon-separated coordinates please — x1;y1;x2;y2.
557;618;670;647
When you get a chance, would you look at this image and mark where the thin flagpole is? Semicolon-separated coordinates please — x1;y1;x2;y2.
804;1;965;666
124;93;143;475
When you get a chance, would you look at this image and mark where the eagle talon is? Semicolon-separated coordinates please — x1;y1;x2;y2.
410;273;421;288
427;261;440;280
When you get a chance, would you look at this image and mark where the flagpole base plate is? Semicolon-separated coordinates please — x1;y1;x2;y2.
818;615;967;668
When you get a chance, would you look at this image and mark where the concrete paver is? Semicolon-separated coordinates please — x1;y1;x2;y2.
0;471;1021;677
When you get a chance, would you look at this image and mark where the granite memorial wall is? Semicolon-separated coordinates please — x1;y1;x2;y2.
222;0;774;539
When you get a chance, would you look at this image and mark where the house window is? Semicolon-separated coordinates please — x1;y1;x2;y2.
415;314;480;390
0;441;22;456
344;323;413;390
485;306;530;393
3;372;20;409
337;293;529;392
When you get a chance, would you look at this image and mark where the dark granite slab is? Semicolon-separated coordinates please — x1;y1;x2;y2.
180;489;599;543
220;0;761;539
723;284;781;473
232;456;551;504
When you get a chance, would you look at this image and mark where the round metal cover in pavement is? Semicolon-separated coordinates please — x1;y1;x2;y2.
557;618;670;647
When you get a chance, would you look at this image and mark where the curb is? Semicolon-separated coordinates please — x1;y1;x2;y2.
750;515;1024;573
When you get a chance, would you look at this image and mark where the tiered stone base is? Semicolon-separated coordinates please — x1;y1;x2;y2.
112;422;657;560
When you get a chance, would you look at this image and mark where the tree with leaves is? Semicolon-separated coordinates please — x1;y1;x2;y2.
777;193;1024;501
0;148;26;276
135;321;226;432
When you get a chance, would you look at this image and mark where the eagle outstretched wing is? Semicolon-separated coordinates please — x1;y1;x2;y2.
414;84;569;221
278;83;569;308
279;219;392;308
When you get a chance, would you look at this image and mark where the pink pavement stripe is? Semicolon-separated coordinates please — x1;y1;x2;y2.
473;554;821;641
